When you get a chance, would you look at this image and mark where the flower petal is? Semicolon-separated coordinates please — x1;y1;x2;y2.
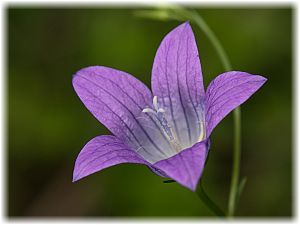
153;140;209;191
73;66;174;163
151;22;205;149
73;135;150;182
205;71;267;136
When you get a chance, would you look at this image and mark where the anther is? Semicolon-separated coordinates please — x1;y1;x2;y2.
198;121;205;142
153;96;159;111
142;108;156;114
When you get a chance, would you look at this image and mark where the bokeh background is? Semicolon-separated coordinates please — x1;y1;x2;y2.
8;6;292;217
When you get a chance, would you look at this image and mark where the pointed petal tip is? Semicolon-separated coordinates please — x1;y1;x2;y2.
167;172;200;192
72;161;84;182
72;171;84;182
180;179;198;192
190;184;198;192
253;74;268;87
253;73;267;81
72;135;151;184
153;141;208;192
182;20;191;26
168;21;193;34
178;21;192;31
180;173;202;191
72;174;79;183
205;71;268;136
72;163;82;182
261;76;268;83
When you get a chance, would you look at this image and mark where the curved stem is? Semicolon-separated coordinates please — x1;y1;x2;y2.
228;107;241;217
196;182;226;217
189;10;232;71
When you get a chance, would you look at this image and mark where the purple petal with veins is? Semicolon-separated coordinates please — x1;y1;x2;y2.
205;71;267;137
152;22;205;150
73;135;150;182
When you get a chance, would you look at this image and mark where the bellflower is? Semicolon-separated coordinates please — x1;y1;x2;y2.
72;22;266;191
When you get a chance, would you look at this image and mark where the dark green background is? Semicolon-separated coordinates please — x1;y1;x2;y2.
8;7;292;217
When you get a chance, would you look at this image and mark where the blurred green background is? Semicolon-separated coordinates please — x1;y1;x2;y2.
8;6;292;217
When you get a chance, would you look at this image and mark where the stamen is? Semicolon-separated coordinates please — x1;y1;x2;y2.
142;108;156;114
157;108;165;113
198;121;205;142
153;96;159;111
142;96;206;155
142;96;182;153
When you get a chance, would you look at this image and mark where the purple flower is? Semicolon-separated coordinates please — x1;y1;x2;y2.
72;22;267;191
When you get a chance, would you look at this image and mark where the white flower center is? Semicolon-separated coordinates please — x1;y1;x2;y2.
137;96;206;162
142;96;193;154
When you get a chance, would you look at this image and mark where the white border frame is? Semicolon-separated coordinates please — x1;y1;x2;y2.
1;1;297;224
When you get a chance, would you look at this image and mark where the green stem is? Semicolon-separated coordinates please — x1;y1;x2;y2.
196;183;226;217
228;107;241;217
175;8;242;217
188;10;232;71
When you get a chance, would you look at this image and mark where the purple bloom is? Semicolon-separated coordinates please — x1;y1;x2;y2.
72;22;267;191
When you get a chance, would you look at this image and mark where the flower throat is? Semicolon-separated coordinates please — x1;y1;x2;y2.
142;96;182;153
